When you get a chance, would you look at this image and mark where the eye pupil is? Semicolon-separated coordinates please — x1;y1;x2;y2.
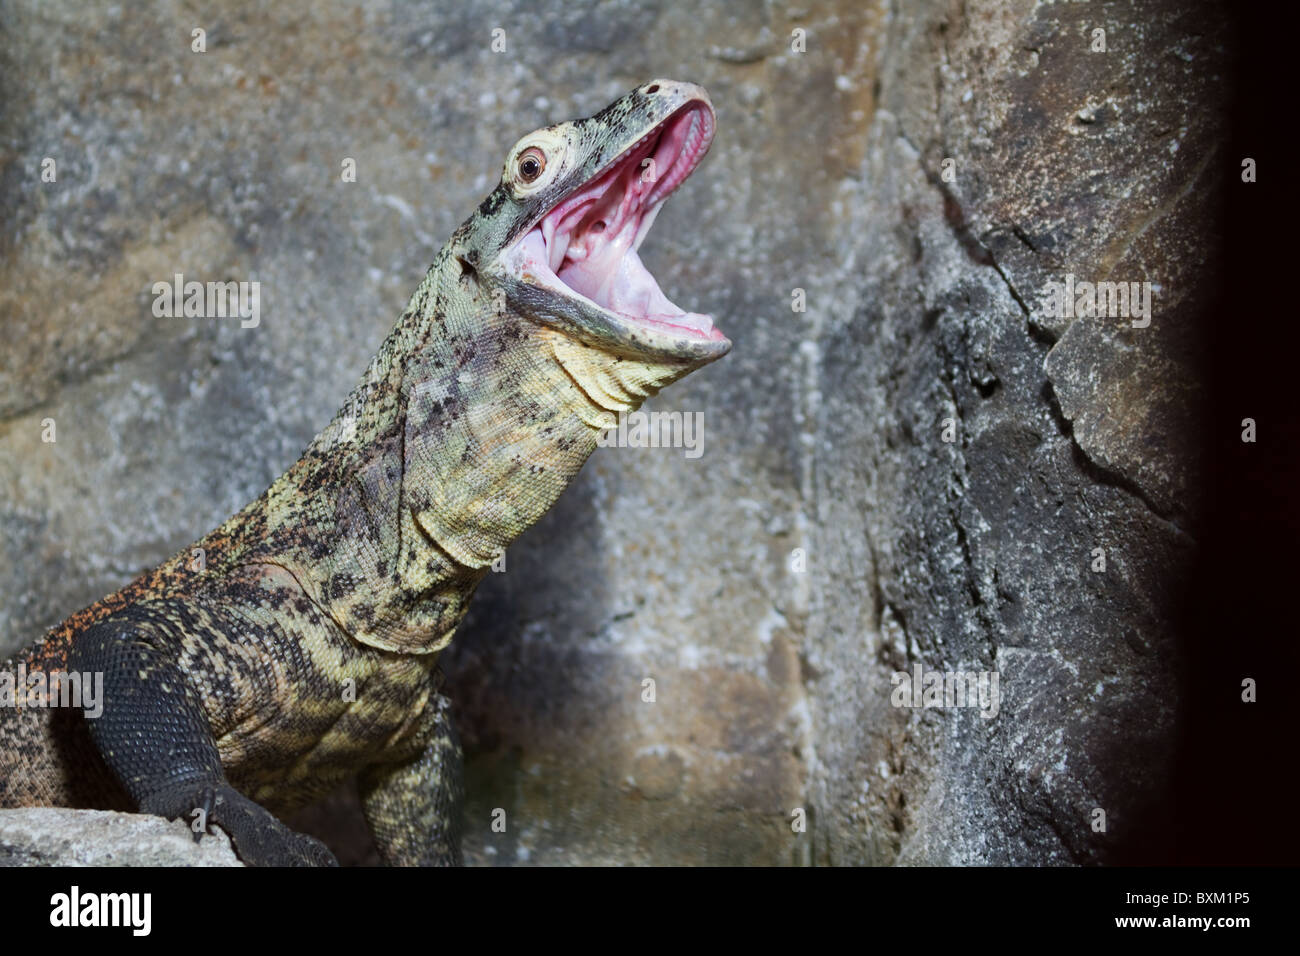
518;149;545;183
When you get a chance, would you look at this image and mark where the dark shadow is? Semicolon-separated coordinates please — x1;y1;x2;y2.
1168;3;1299;865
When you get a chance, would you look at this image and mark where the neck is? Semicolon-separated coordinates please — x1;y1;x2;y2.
234;251;697;653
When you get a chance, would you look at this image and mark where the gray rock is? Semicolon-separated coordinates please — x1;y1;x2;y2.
0;808;241;866
803;0;1213;865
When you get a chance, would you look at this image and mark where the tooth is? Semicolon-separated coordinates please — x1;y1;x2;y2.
633;202;663;252
542;216;558;264
549;229;569;273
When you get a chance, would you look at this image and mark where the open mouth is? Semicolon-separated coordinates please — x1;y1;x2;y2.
509;102;725;343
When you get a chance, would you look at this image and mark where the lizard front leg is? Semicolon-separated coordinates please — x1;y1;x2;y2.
359;685;464;866
69;602;338;867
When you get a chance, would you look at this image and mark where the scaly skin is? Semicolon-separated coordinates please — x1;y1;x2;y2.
0;80;729;866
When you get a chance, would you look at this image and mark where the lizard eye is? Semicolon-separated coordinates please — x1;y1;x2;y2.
517;147;546;183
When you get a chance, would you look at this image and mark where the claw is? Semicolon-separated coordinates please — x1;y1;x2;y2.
142;780;338;867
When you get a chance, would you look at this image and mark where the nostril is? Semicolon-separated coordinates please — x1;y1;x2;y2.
592;221;606;233
646;84;660;94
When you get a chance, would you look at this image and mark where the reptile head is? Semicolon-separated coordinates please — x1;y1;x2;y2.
464;80;730;368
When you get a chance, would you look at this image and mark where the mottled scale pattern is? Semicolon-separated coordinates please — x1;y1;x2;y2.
0;81;724;865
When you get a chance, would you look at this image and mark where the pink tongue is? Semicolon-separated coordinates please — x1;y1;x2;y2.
556;234;714;334
558;231;678;319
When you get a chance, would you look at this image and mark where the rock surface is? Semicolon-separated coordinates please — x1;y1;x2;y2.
0;808;241;866
0;0;1216;864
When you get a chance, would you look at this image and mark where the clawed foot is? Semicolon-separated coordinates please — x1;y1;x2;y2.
141;781;338;867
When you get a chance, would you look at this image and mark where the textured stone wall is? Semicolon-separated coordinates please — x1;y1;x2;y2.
0;0;1219;864
806;0;1220;865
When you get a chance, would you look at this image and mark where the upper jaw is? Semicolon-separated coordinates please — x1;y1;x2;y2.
495;84;731;365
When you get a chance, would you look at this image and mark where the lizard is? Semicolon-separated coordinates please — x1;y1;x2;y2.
0;79;730;866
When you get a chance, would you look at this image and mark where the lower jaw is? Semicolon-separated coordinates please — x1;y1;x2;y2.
528;231;720;342
622;310;728;341
501;232;729;358
539;324;727;423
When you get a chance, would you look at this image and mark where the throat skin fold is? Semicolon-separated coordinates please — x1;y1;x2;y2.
211;248;700;656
